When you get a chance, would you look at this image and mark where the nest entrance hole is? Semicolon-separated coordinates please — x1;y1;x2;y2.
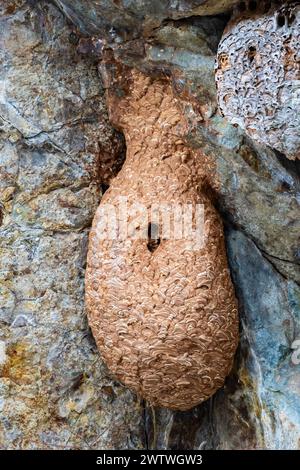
248;45;257;64
147;222;161;253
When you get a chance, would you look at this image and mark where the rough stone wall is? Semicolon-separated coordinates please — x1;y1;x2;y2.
0;0;143;450
53;0;240;40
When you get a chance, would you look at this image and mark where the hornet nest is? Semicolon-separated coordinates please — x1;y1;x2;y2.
216;1;300;160
85;68;238;410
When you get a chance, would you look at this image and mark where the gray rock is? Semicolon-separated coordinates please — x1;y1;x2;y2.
53;0;239;41
0;0;143;450
214;228;300;450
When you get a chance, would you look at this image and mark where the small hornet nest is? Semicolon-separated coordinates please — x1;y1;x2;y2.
86;68;238;411
216;1;300;160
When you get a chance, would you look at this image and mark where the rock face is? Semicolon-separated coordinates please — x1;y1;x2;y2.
0;0;299;450
0;0;143;450
53;0;239;40
216;2;300;159
219;229;300;450
86;69;238;410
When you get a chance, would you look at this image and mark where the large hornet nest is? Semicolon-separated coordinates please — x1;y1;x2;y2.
85;68;238;411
